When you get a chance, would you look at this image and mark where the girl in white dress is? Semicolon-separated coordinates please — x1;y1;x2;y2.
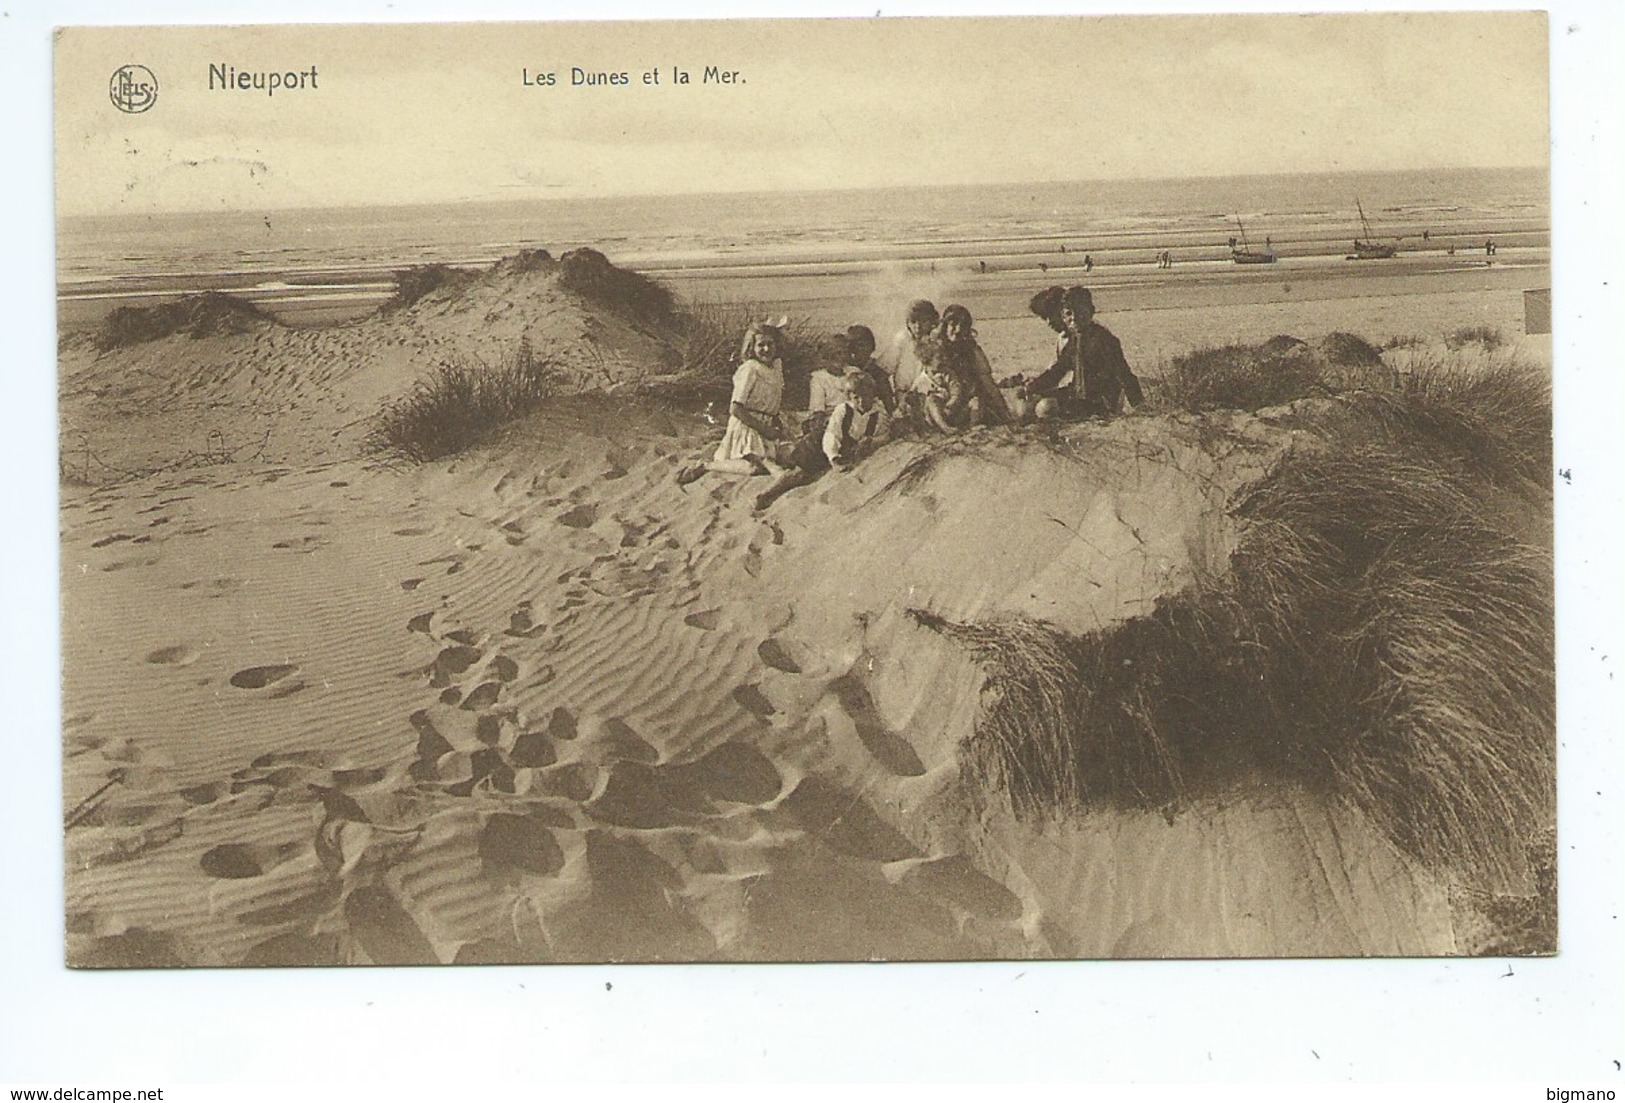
677;321;789;484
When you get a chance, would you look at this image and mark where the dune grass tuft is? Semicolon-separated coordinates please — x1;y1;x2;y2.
1445;324;1506;352
919;370;1553;894
661;297;832;405
557;247;676;326
381;264;478;314
1152;341;1330;413
365;340;558;462
93;291;274;351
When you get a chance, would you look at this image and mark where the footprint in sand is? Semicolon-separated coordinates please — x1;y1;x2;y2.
229;664;300;690
593;717;660;764
731;683;777;720
91;533;134;548
145;644;201;667
478;814;565;876
505;605;545;638
486;655;519;683
407;612;435;634
778;776;920;863
400;578;426;592
199;841;303;880
103;556;158;573
886;855;1024;922
828;671;926;778
509;729;557;768
546;706;578;741
557;503;598;529
683;609;720;631
757;637;802;674
586;762;687;829
392;527;434;537
666;742;783;807
426;644;482;687
460;681;503;711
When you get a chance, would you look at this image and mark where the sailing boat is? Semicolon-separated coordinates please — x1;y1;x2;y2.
1350;198;1398;260
1230;218;1276;265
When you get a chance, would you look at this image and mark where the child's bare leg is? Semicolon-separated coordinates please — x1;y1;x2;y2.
705;457;761;477
754;466;818;510
923;396;954;433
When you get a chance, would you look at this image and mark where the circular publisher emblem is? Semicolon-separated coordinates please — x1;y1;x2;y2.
109;65;158;113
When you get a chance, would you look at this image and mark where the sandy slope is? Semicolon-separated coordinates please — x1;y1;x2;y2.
57;257;674;483
61;389;1459;964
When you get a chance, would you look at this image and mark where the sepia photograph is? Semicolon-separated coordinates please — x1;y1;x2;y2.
50;12;1561;969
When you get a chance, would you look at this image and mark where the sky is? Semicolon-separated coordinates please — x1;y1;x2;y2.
53;11;1549;215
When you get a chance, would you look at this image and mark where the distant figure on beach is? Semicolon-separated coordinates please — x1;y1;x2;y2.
979;260;988;274
754;371;887;511
1423;230;1430;242
677;320;789;485
1485;239;1496;256
1022;286;1143;420
1083;254;1094;273
1229;236;1238;250
879;299;940;420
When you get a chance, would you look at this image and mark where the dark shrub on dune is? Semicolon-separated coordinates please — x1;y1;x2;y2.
659;297;828;405
1317;330;1385;367
497;248;554;276
918;367;1554;906
1155;331;1411;414
93;291;274;351
1445;325;1506;352
365;340;558;462
1351;359;1552;491
381;264;478;314
557;247;675;327
1155;341;1328;412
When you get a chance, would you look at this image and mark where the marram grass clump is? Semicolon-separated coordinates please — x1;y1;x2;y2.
365;341;558;463
919;368;1553;895
93;292;274;351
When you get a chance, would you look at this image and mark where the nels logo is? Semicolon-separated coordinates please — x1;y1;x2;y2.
109;65;158;113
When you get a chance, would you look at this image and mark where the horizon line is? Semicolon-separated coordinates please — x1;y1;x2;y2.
57;163;1549;221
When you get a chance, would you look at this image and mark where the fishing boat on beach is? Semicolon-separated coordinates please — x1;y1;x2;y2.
1230;219;1276;265
1349;198;1398;260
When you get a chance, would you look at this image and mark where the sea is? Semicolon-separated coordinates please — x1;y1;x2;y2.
56;166;1548;330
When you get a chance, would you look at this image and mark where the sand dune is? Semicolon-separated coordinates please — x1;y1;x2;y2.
60;251;1555;965
63;402;1460;965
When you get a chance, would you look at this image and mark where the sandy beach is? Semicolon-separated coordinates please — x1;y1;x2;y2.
57;238;1554;965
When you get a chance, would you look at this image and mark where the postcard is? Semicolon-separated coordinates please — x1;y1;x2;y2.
53;13;1556;970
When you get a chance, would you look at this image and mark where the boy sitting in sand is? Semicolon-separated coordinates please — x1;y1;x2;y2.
807;338;851;413
1022;286;1144;420
838;324;896;415
677;320;790;485
754;370;887;510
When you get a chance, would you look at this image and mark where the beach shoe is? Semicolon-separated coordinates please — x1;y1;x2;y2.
675;464;706;486
744;454;772;477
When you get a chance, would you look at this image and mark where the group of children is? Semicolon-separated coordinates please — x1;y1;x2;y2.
676;287;1143;510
